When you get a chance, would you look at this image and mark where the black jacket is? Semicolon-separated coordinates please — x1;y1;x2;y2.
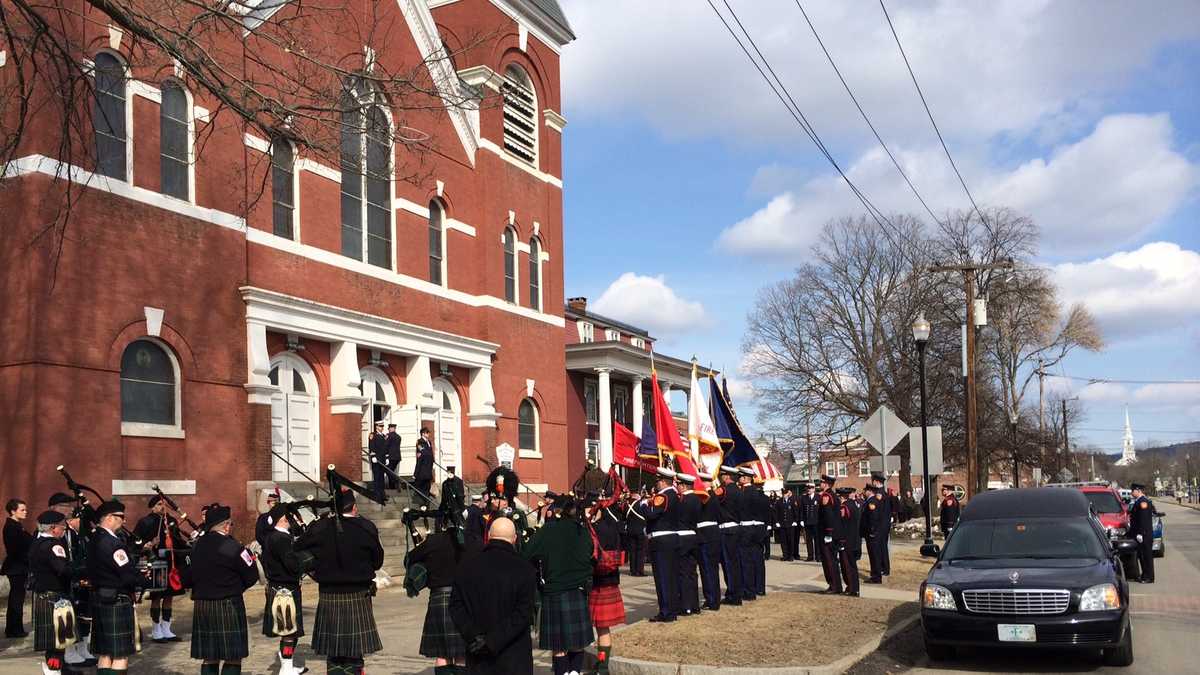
29;535;71;593
592;510;622;588
861;495;886;538
368;432;389;464
405;531;476;590
414;438;435;481
938;496;961;531
1;518;32;575
132;513;185;551
186;531;259;600
697;490;722;543
294;514;384;592
255;512;274;549
261;527;302;588
441;476;466;514
449;539;538;675
639;487;679;551
385;431;403;463
463;504;486;545
1128;496;1156;539
624;502;646;536
87;528;143;593
816;490;841;540
842;499;862;554
800;492;819;529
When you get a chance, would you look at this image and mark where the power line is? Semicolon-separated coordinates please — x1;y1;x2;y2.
793;0;942;226
1076;427;1200;435
705;0;895;231
1053;374;1200;386
878;0;985;222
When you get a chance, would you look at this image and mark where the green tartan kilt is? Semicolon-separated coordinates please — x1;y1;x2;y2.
263;585;305;638
538;588;593;651
32;591;73;652
89;594;137;658
190;596;249;661
312;589;382;658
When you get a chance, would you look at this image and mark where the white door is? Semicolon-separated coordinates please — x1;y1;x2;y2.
388;405;421;477
269;355;320;483
431;378;462;485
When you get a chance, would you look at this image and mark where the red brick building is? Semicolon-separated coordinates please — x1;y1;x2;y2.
0;0;575;526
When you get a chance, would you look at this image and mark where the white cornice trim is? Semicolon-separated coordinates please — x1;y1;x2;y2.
487;0;573;52
242;286;500;368
458;65;504;92
295;158;341;183
543;109;567;132
478;138;563;188
243;132;270;153
446;218;476;236
396;0;479;164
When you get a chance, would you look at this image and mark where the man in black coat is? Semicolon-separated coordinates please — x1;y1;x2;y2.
800;483;819;562
368;421;389;503
624;495;646;577
860;485;885;583
439;466;466;530
449;518;538;675
1127;483;1156;583
186;504;260;673
385;423;403;490
2;498;32;638
414;427;436;507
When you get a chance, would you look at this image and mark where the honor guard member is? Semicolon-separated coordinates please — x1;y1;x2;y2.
861;485;884;584
624;495;647;576
695;477;723;611
938;485;960;537
295;489;385;674
1127;483;1155;583
462;494;486;546
132;496;185;643
816;476;842;594
439;466;466;530
674;474;702;616
186;504;259;674
835;488;860;596
776;489;797;562
86;500;142;674
738;468;767;599
29;510;74;675
715;467;744;605
48;492;97;668
261;503;308;675
800;483;819;562
368;421;389;503
869;473;892;575
844;487;863;563
639;467;680;622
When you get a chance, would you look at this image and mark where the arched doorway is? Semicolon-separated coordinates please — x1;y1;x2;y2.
269;353;319;482
360;366;397;478
430;377;462;484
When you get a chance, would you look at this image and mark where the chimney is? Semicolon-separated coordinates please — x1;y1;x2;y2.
567;297;588;313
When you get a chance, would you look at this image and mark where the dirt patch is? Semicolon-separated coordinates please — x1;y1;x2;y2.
619;592;917;667
862;548;933;593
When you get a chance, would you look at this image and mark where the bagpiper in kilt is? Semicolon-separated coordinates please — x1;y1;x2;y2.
588;502;626;675
523;495;595;675
132;496;187;643
405;523;477;669
261;503;307;675
47;491;98;668
29;510;74;675
294;489;385;675
183;504;259;673
86;500;144;672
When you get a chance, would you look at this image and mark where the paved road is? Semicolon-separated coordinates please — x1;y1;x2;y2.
851;500;1200;674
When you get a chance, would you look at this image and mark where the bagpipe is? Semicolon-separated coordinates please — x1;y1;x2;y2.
145;484;201;596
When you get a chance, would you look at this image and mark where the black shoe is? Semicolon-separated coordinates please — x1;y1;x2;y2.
865;578;882;584
723;598;742;606
844;590;860;597
805;557;815;562
648;614;676;623
821;588;841;594
1143;579;1154;584
703;603;721;611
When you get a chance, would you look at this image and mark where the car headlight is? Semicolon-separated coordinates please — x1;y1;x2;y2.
922;583;957;611
1107;526;1126;537
1079;583;1121;611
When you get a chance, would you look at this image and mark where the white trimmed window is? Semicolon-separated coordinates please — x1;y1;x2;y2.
528;237;542;311
502;65;537;165
271;137;296;239
503;226;517;302
605;328;620;342
429;200;446;286
859;460;871;476
518;398;539;455
838;461;849;477
93;52;128;181
159;81;191;200
632;337;645;349
578;321;594;343
584;379;598;424
340;80;392;269
120;338;184;438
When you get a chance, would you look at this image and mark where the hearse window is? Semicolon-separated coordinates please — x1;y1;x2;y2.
941;518;1106;560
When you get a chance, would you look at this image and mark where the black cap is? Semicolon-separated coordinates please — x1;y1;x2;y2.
388;423;397;429
37;510;66;526
835;487;854;496
267;503;290;522
95;500;126;519
336;488;357;512
48;493;74;507
1130;483;1145;491
202;504;232;529
862;483;876;493
148;495;163;509
820;474;836;486
870;471;887;483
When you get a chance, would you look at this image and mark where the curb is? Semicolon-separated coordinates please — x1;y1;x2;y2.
610;610;920;675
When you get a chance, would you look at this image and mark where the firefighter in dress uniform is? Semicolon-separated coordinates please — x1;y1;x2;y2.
716;467;744;606
86;500;144;674
869;472;893;576
815;476;842;594
639;467;680;622
861;484;885;584
695;477;723;611
938;484;960;538
1127;483;1155;583
835;487;860;597
800;483;819;562
674;473;702;616
29;510;73;675
261;503;308;675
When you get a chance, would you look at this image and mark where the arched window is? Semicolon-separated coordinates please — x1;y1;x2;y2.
502;65;537;165
93;52;127;181
502;226;517;303
120;339;181;435
518;398;539;454
528;237;541;311
271;137;296;239
160;81;191;200
429;200;445;286
340;81;392;269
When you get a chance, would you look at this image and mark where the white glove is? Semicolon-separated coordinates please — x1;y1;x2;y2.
800;521;805;527
823;536;832;544
1136;535;1143;543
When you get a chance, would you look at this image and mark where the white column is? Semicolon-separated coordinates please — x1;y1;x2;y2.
405;354;437;412
468;365;500;428
597;367;613;470
244;322;277;404
328;341;365;413
632;377;644;435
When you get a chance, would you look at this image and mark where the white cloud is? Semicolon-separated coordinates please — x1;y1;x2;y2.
592;273;707;338
561;1;1200;146
1055;242;1200;341
718;115;1197;259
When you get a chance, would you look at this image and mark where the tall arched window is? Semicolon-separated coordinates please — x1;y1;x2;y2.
502;65;537;165
429;200;445;286
271;137;296;239
93;52;128;181
120;338;181;435
518;398;539;454
160;81;191;200
528;237;541;311
502;226;517;303
340;82;392;269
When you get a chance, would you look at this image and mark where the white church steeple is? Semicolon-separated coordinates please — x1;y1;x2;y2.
1116;405;1137;466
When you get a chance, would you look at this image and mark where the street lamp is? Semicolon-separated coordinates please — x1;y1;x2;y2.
912;312;934;548
1010;409;1020;488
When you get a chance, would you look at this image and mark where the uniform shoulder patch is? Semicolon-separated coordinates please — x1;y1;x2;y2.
820;494;830;505
52;544;67;558
652;494;667;508
240;549;256;566
113;549;129;567
715;486;725;497
1139;501;1148;509
868;503;876;510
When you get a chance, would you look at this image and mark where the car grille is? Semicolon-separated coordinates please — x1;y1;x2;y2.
962;589;1071;615
1038;632;1113;645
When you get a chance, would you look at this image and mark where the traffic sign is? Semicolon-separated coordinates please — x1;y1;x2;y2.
861;406;909;455
868;455;901;475
908;426;944;475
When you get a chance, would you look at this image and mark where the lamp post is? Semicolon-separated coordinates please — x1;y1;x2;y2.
1010;409;1020;488
913;312;934;547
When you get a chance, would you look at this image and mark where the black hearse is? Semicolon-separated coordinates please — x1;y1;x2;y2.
919;487;1135;666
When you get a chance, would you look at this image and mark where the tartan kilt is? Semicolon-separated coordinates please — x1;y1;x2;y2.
588;584;626;629
32;591;73;651
419;587;466;659
312;589;382;658
89;594;137;658
538;588;593;651
263;585;305;638
190;596;249;661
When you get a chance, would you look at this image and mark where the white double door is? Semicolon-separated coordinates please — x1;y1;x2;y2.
270;355;319;483
359;376;461;483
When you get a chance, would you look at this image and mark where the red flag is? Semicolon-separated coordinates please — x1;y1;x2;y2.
651;373;703;490
613;422;641;469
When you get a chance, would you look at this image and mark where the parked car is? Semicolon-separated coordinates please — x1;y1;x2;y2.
919;488;1135;666
1153;511;1165;558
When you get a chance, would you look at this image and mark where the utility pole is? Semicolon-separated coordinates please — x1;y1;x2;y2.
1062;398;1071;477
930;259;1014;498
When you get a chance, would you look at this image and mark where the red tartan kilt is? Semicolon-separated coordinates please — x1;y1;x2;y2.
588;584;625;628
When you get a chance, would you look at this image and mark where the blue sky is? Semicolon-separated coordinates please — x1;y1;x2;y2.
556;1;1200;453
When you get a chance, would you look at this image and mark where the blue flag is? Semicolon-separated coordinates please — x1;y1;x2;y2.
638;406;659;461
711;376;758;467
